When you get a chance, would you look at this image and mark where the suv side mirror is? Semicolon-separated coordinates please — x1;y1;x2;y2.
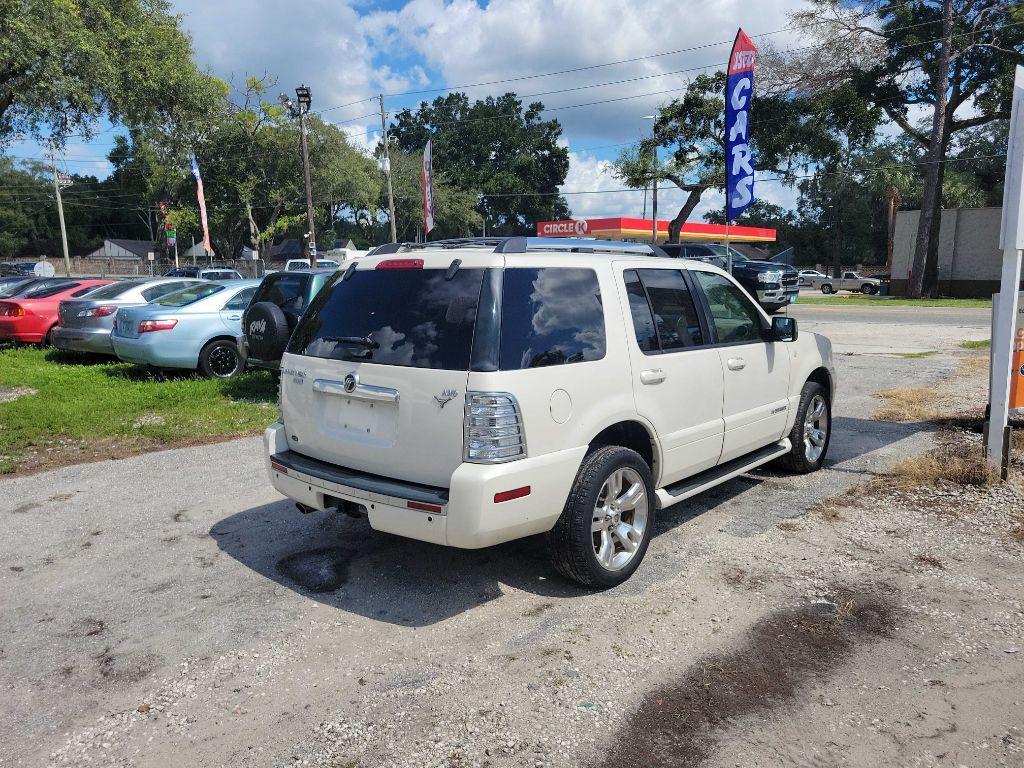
771;315;798;342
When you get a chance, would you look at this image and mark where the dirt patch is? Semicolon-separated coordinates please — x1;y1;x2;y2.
0;386;36;403
595;588;896;768
3;431;260;478
871;386;941;422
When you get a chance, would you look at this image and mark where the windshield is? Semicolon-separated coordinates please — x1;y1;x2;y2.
153;282;224;307
13;280;78;298
315;260;340;268
706;245;748;262
78;281;139;300
289;268;484;370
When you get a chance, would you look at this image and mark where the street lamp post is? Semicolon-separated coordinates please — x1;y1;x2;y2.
281;85;317;260
643;116;658;244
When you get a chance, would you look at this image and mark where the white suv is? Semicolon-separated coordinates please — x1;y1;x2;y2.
264;237;835;587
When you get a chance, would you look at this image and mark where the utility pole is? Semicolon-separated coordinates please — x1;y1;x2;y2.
379;94;398;243
650;147;658;244
281;85;317;260
48;141;72;277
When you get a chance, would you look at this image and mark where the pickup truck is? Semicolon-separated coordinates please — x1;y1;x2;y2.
658;243;801;314
804;271;882;295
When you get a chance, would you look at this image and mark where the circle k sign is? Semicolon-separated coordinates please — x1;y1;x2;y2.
538;219;589;237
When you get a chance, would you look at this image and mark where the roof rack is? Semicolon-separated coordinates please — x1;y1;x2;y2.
367;237;663;257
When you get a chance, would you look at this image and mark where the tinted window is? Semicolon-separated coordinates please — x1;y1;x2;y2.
80;281;138;300
164;268;197;277
499;267;605;370
624;270;658;352
253;273;310;314
224;287;257;310
315;260;340;268
153;283;224;307
289;268;484;371
657;244;685;259
684;245;712;257
23;281;81;299
142;281;192;301
693;272;763;344
71;284;106;298
634;269;704;350
0;278;43;298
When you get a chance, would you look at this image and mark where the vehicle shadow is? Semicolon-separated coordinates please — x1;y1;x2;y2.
211;478;754;627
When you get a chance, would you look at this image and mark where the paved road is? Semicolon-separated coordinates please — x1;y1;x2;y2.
791;302;990;329
0;306;985;767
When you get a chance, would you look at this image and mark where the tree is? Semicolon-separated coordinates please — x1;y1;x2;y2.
612;73;874;242
784;0;1024;296
110;77;380;260
0;0;226;145
389;93;570;235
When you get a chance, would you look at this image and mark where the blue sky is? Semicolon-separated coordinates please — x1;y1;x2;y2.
10;0;812;220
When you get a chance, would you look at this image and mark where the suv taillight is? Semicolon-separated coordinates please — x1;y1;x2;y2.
464;392;527;463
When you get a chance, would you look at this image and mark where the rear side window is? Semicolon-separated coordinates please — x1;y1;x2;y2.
624;269;705;352
499;267;605;370
289;268;485;371
224;287;257;310
71;284;104;298
253;274;310;314
693;272;763;344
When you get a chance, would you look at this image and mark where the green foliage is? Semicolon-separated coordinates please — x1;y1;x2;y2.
383;148;482;242
0;345;277;474
389;93;570;236
0;0;226;144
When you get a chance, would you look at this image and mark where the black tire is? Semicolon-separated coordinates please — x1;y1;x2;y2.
775;381;831;474
861;284;877;295
198;338;243;379
763;305;783;315
820;283;834;294
546;446;655;588
41;325;57;347
244;301;291;362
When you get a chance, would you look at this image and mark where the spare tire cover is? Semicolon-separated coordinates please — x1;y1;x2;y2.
245;301;292;361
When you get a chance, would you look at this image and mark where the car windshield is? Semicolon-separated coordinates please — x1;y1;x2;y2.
315;260;339;268
705;245;748;262
78;281;139;300
153;282;224;307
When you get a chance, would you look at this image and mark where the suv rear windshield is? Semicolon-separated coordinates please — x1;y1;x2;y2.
289;265;606;372
289;268;484;370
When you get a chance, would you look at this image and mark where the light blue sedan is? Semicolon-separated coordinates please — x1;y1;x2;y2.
111;280;260;378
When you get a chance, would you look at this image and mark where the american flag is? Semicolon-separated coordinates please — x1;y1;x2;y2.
191;158;213;256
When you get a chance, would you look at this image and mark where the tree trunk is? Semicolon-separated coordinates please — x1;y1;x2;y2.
908;0;952;299
666;187;704;243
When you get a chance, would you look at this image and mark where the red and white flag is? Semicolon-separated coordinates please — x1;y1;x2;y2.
422;138;436;237
191;157;213;255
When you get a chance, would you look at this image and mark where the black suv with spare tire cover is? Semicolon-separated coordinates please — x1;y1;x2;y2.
239;269;335;373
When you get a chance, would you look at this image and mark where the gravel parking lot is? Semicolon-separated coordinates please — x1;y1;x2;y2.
2;305;1021;768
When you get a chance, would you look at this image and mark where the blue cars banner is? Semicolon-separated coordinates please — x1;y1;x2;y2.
725;28;757;222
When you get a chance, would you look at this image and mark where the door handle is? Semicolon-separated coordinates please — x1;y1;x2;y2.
228;314;241;320
640;368;666;385
727;357;746;371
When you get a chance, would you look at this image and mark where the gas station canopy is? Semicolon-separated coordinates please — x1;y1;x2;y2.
536;217;776;243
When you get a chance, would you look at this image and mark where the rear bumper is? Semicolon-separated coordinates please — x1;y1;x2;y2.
111;334;198;369
51;325;114;354
0;318;44;343
264;422;586;548
236;334;279;372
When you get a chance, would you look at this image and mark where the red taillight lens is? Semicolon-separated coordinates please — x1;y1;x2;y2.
376;258;424;270
407;500;443;513
0;303;25;317
81;305;117;318
138;319;178;333
270;461;288;474
494;486;531;504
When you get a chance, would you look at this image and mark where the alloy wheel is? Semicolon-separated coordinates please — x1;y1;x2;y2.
209;344;240;377
803;394;829;463
591;468;648;572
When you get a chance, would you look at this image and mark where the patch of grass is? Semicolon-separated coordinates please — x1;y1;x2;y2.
960;339;991;350
886;444;998;490
871;386;941;422
895;351;937;359
0;346;277;474
958;354;990;377
797;296;992;308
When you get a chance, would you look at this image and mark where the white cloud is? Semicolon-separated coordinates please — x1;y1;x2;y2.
363;0;804;140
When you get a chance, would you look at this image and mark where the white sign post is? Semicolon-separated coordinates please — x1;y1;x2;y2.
986;65;1024;476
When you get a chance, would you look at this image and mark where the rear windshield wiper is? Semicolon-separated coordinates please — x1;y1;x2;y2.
323;335;379;349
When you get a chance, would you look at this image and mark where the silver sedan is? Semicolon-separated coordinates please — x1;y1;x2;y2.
52;277;203;355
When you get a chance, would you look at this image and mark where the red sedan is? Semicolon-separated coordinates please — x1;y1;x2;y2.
0;279;114;345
